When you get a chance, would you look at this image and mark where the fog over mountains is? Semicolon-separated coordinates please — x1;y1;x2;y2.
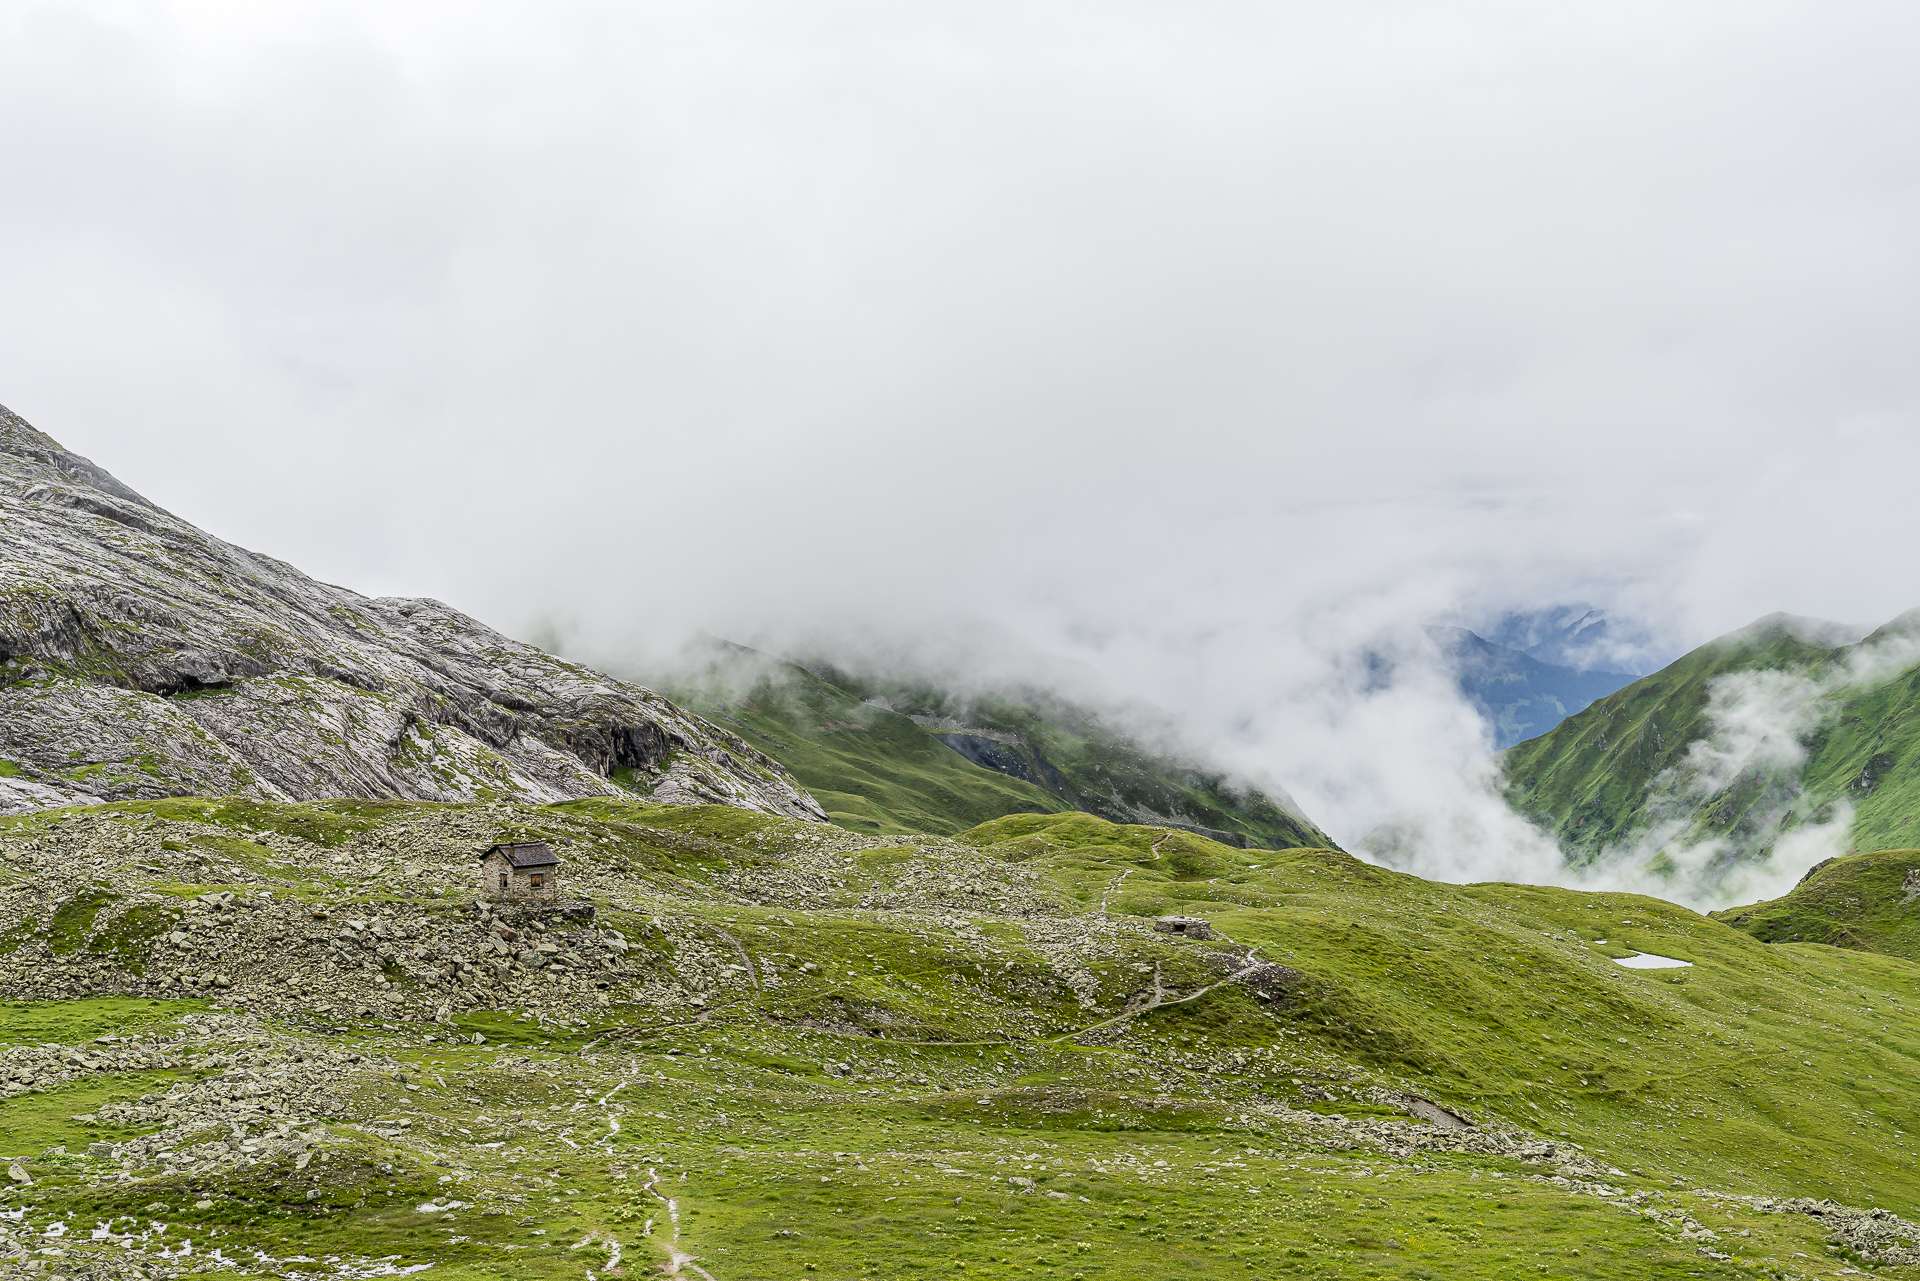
16;383;1914;914
1359;607;1920;910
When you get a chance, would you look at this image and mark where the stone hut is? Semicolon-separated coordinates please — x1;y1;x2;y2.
481;841;559;902
1152;915;1212;940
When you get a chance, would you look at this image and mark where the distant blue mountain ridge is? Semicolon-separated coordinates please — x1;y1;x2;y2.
1477;604;1668;675
1426;625;1640;749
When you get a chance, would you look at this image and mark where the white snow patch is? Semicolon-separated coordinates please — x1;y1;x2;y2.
1613;951;1692;969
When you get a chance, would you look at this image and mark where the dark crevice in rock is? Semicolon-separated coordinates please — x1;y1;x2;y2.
563;721;674;779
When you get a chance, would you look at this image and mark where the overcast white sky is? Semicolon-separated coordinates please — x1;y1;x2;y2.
4;1;1918;861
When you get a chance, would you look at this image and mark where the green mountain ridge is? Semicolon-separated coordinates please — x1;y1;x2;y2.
639;639;1077;836
1501;610;1920;877
641;638;1337;851
796;657;1334;850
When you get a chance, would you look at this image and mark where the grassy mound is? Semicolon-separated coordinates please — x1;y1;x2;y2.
1713;846;1920;956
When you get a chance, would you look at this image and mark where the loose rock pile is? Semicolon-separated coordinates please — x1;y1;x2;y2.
4;1014;383;1180
1763;1197;1920;1267
1256;1092;1624;1187
0;1036;190;1101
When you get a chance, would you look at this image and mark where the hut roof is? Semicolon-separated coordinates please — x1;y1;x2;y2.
483;841;558;869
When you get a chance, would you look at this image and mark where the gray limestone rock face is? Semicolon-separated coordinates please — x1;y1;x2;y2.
0;403;827;822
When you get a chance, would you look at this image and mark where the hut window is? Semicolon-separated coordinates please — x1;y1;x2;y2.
530;873;544;888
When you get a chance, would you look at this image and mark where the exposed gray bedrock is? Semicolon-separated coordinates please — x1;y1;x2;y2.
0;403;827;822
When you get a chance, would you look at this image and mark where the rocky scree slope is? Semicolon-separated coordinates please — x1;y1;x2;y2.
0;404;825;823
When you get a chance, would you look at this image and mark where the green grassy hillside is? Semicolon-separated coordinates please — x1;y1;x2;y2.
1712;846;1920;957
1501;615;1843;864
805;662;1335;851
1501;611;1920;872
649;641;1074;836
1796;616;1920;853
7;796;1920;1278
645;640;1336;850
